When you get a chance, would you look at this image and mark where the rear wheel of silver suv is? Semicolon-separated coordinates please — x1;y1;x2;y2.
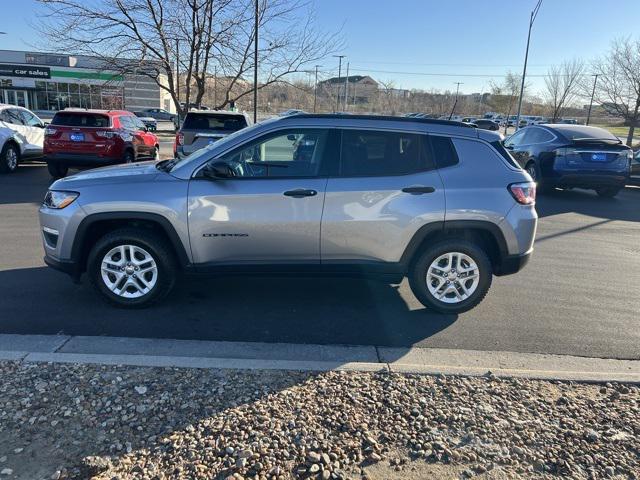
409;240;493;314
87;228;176;308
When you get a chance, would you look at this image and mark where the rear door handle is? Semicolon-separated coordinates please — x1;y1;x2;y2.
283;189;318;198
402;186;436;194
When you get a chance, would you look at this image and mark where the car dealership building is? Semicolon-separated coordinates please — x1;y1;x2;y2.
0;50;175;115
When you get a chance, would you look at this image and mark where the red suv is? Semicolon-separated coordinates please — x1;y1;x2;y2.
44;109;159;178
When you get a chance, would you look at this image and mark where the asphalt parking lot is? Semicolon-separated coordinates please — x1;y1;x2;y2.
1;163;639;360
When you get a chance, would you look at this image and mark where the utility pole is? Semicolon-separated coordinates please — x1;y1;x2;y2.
175;38;180;126
515;0;542;131
313;65;320;113
344;62;349;111
586;74;599;126
253;0;259;123
333;55;345;112
449;82;462;120
214;65;217;109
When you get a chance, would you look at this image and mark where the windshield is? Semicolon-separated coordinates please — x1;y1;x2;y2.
162;121;265;172
182;113;247;131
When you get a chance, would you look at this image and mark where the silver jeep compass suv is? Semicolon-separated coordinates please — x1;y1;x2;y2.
39;114;537;313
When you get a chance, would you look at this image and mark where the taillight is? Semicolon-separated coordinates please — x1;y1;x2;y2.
44;127;57;136
95;130;117;138
176;132;184;146
508;182;536;205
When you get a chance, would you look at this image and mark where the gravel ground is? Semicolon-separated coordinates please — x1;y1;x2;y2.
0;361;638;480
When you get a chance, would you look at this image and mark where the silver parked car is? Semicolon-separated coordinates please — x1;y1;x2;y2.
174;110;251;158
0;104;46;173
39;114;537;313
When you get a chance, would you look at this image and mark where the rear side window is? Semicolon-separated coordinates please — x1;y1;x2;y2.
51;112;110;128
339;130;429;176
430;135;459;169
490;141;521;169
183;113;247;132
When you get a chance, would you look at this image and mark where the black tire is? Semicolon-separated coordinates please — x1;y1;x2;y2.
123;149;136;164
87;228;177;308
596;187;620;198
0;142;20;173
47;162;69;178
525;161;551;194
409;239;493;314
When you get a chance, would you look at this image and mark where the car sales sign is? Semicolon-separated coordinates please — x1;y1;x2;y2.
0;64;51;79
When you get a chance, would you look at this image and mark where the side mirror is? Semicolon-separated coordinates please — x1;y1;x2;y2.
203;160;234;179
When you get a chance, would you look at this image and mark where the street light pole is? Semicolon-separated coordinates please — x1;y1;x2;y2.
586;74;599;126
515;0;542;131
344;62;349;111
333;55;345;112
313;64;320;113
253;0;259;123
449;82;462;120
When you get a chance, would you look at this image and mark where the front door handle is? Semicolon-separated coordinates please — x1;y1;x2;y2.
402;186;436;195
283;189;318;198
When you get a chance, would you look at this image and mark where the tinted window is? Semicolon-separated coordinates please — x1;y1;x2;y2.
340;130;427;176
525;128;555;143
183;113;247;132
430;135;459;169
219;129;329;178
51;112;110;127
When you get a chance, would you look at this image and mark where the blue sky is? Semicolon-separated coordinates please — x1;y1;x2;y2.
2;0;639;95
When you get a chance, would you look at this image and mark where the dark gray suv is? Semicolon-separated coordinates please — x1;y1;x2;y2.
40;114;537;313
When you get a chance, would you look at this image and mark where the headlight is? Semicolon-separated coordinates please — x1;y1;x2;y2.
43;190;79;209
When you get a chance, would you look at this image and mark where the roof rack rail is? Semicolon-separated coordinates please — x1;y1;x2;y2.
285;113;473;127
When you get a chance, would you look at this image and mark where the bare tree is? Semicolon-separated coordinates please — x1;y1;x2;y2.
35;0;340;116
488;72;524;133
591;37;640;145
543;59;585;122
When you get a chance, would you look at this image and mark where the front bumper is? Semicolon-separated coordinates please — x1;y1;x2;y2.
43;255;81;280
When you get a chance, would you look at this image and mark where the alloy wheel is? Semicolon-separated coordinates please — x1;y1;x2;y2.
426;252;480;304
101;245;158;298
5;147;17;171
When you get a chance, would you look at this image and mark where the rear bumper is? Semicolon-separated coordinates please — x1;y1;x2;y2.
44;153;120;167
494;250;532;276
548;171;628;189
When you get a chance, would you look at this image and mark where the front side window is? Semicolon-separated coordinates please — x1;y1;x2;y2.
339;130;426;176
7;109;25;126
504;129;527;147
218;129;329;178
19;110;42;127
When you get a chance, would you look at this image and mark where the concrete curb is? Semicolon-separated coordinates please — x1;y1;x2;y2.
0;334;639;383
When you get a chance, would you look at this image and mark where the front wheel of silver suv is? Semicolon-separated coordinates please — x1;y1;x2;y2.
409;240;493;314
87;228;177;308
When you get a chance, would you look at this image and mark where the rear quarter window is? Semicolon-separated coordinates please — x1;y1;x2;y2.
51;113;110;128
429;136;459;169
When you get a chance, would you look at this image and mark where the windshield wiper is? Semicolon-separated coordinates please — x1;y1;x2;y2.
156;159;177;172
